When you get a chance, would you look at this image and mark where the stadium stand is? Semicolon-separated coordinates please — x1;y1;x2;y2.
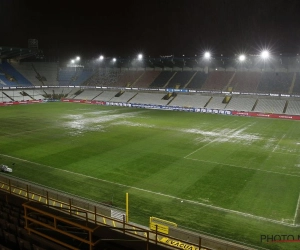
2;90;27;101
57;68;77;86
110;91;137;103
68;69;94;86
114;71;144;87
133;71;160;88
292;73;300;94
84;69;121;86
285;100;300;115
11;62;59;86
73;89;102;100
0;62;33;87
205;96;227;109
93;91;119;101
58;68;94;86
201;71;234;91
230;72;261;93
257;72;293;93
169;94;211;108
0;91;13;102
149;71;175;88
0;192;70;250
166;71;195;89
185;71;208;89
254;98;286;113
130;92;170;105
225;96;257;111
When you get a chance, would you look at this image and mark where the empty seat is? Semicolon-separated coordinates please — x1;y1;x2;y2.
18;237;32;250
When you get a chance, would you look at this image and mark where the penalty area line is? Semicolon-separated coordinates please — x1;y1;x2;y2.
0;153;298;228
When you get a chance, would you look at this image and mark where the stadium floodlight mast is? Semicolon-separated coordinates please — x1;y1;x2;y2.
112;58;116;62
99;55;104;60
204;51;211;59
138;54;143;60
239;54;246;62
261;50;270;60
70;56;80;71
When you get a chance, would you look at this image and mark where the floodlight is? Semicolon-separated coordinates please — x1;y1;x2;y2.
239;54;246;62
113;58;116;62
261;50;269;59
76;56;80;61
138;54;143;60
99;55;104;60
71;59;75;64
204;51;211;59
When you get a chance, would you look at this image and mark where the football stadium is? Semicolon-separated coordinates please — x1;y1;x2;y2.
1;45;300;250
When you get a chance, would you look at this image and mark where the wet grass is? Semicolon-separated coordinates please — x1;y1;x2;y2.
1;102;300;249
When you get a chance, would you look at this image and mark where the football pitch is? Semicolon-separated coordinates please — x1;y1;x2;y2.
1;102;300;249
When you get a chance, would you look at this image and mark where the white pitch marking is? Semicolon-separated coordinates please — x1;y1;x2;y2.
0;153;297;227
272;134;286;153
184;139;217;158
184;121;254;159
293;191;300;225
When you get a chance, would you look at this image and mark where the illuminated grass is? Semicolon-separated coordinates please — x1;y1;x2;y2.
1;102;300;250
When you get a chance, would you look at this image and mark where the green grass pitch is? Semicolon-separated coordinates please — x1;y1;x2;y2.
1;102;300;250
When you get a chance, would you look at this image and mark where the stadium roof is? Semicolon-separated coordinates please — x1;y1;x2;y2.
0;46;42;60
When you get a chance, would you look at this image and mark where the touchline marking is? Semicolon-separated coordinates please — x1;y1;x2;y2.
272;134;286;153
184;157;300;178
293;191;300;225
0;153;298;228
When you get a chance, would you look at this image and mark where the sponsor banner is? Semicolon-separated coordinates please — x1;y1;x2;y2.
166;88;188;92
188;89;196;93
232;111;300;120
160;238;200;250
61;99;106;105
0;100;43;106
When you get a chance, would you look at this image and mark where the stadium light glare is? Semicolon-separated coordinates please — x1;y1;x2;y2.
261;50;269;59
76;56;80;61
138;54;143;60
99;55;104;60
71;59;75;64
204;52;211;59
239;54;246;62
113;58;116;62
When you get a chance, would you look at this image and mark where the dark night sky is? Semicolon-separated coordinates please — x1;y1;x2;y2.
1;0;300;61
